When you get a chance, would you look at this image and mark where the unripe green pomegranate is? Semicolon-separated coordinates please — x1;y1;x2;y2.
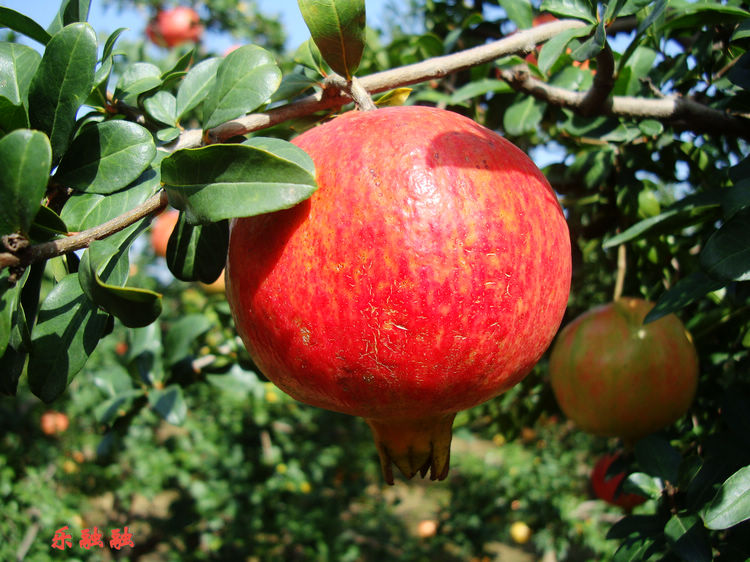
226;106;571;482
549;298;699;441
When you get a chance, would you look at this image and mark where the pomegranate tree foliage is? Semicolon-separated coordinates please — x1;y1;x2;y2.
1;0;749;559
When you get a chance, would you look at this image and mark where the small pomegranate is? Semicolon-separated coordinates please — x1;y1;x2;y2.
226;106;571;482
549;298;698;441
146;6;203;48
591;452;647;510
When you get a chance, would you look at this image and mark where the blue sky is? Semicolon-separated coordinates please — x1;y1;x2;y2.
3;0;391;53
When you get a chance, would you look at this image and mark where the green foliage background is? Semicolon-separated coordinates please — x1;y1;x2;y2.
1;0;750;560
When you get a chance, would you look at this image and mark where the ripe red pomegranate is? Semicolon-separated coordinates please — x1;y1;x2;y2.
226;106;571;483
549;298;698;441
591;452;647;510
146;6;203;48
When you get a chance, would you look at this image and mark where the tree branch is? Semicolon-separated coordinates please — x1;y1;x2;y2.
193;19;589;147
0;191;168;272
498;66;750;141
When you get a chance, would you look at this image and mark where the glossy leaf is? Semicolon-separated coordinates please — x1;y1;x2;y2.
166;215;228;284
537;26;591;74
449;80;511;105
53;121;156;194
27;273;110;403
0;43;42;105
114;62;163;106
0;7;51;45
703;466;750;530
79;237;161;329
298;0;366;78
626;473;664;500
60;164;161;230
143;91;177;127
162;137;316;224
148;385;187;425
46;0;91;35
700;209;750;282
95;388;144;425
540;0;597;23
28;205;68;243
175;57;221;119
602;190;723;248
0;129;52;237
645;271;726;324
27;22;97;163
664;514;711;562
0;98;29;134
202;45;282;130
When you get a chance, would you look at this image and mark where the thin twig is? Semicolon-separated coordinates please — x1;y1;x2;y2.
497;66;750;141
614;244;626;301
0;191;168;271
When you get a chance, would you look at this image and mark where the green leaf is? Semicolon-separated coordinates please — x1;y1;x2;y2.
114;62;163;106
0;7;52;45
293;38;327;73
164;314;214;366
540;0;597;23
537;26;591;74
0;129;52;237
46;0;91;35
703;466;750;530
602;190;723;248
638;119;663;137
298;0;366;78
503;95;545;136
129;322;165;387
89;28;127;108
143;91;177;127
27;273;111;402
95;389;144;425
0;98;29;134
661;2;749;33
645;271;726;323
0;269;24;357
449;79;512;104
569;19;605;62
0;43;42;106
626;472;664;499
166;215;228;284
175;57;221;120
271;72;319;103
202;45;282;130
635;435;681;484
28;205;68;243
498;0;533;29
700;209;750;282
53;121;156;194
664;513;711;562
148;385;187;425
27;22;97;163
162;137;317;223
60;164;161;231
79;239;162;328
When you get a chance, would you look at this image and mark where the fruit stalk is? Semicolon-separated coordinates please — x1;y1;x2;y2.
366;414;455;484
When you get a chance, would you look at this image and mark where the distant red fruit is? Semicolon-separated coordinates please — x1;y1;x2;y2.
150;209;179;258
146;6;203;48
591;452;647;510
41;411;69;436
